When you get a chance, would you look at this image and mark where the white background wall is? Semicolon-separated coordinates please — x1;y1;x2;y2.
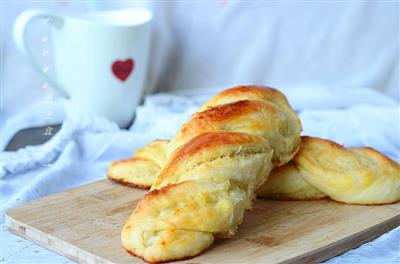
147;1;398;97
2;1;398;126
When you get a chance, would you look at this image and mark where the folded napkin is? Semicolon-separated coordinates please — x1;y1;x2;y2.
1;86;399;263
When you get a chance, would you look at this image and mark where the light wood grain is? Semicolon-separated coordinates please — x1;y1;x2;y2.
5;180;400;264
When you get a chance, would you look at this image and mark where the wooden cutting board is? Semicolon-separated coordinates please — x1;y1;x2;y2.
5;180;400;264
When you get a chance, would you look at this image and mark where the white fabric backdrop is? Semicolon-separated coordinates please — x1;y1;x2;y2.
147;1;399;98
2;1;399;121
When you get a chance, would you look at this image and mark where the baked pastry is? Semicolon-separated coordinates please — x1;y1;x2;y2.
108;86;302;187
258;136;400;204
109;137;400;205
108;139;168;188
121;85;302;262
168;86;302;166
122;132;273;262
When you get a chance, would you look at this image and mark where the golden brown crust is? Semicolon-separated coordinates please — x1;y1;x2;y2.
170;131;263;162
217;85;281;96
107;175;151;190
177;100;280;144
152;131;271;190
200;85;290;110
170;91;302;166
195;100;266;122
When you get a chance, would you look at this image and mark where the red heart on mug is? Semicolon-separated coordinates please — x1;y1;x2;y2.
112;58;134;81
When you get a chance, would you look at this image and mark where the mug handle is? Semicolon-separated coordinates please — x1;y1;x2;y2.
13;9;69;98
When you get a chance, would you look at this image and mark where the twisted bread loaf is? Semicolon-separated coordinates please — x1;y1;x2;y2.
109;86;301;188
111;136;400;204
258;136;400;204
120;85;302;262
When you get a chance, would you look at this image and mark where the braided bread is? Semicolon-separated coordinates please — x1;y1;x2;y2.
108;86;301;188
110;136;400;204
168;86;301;166
120;85;302;262
257;136;400;204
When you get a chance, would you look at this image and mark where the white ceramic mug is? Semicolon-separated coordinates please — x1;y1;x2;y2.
14;8;153;127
